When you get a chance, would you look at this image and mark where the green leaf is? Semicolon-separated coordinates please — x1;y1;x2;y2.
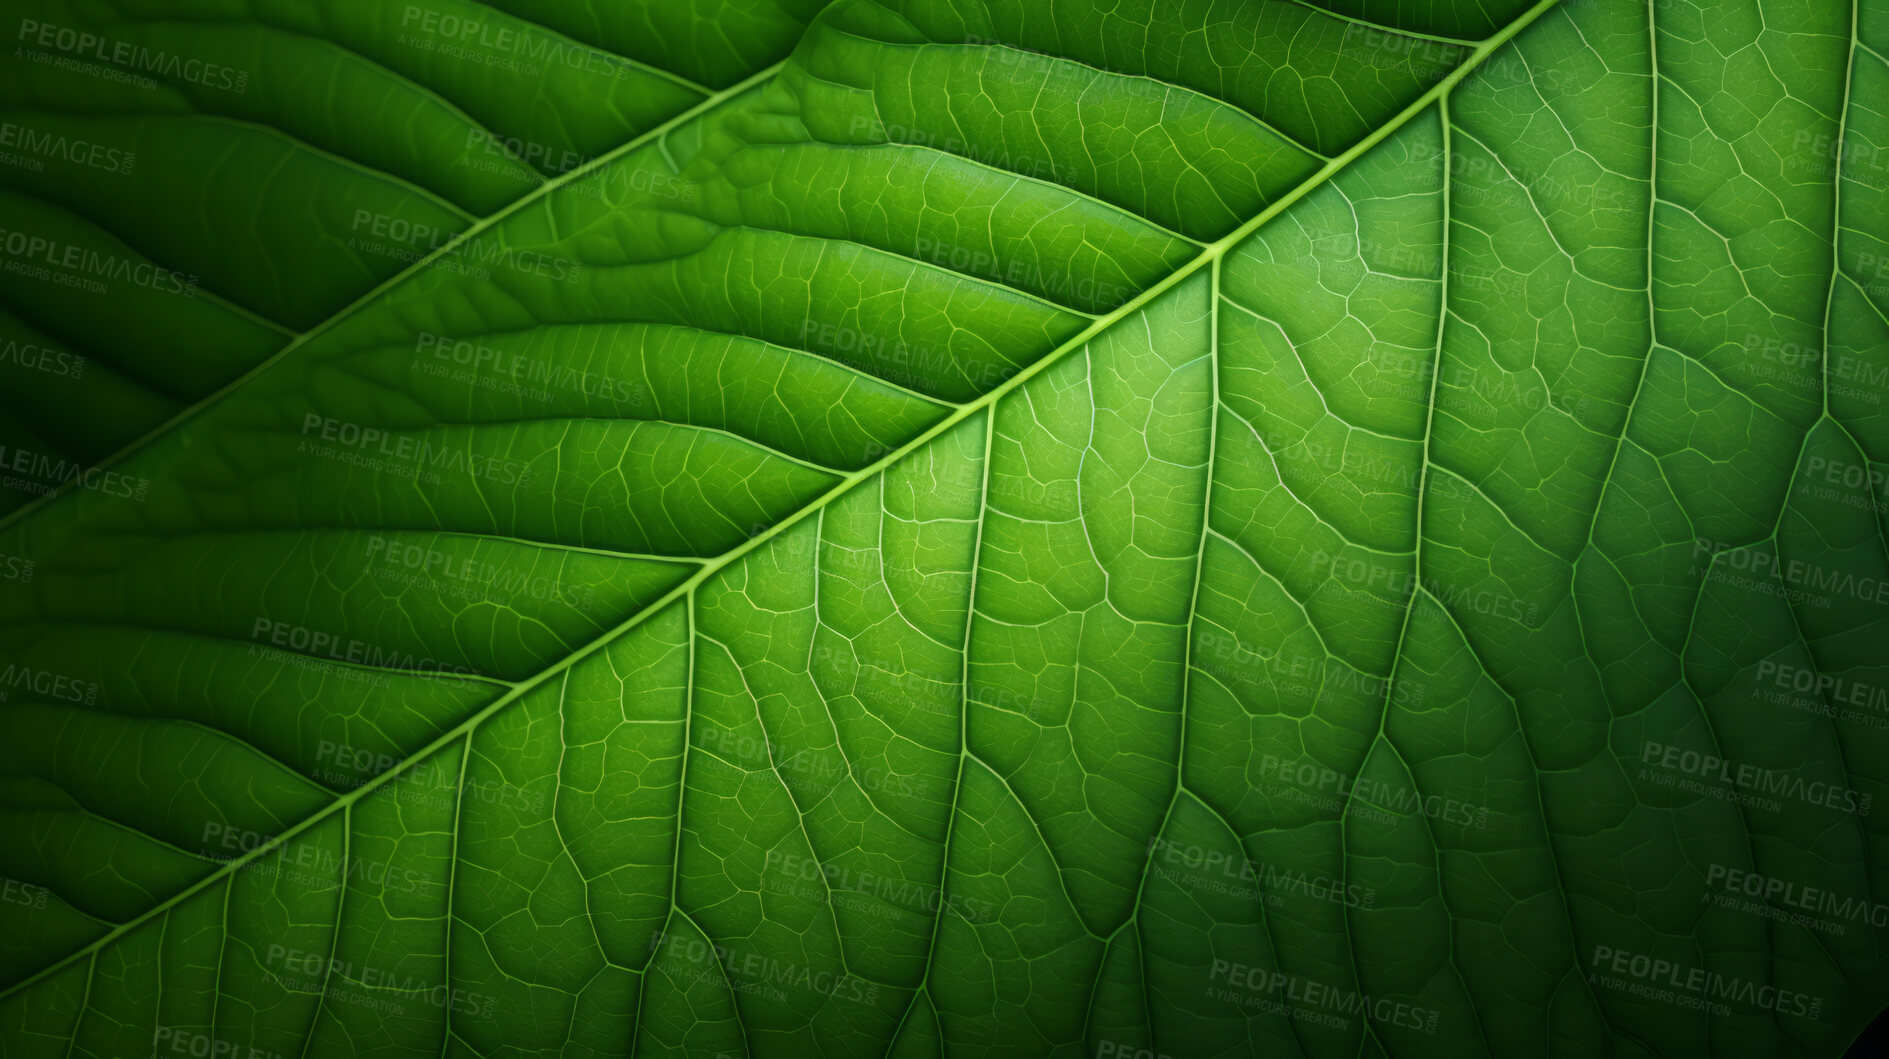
3;0;1889;1055
0;0;830;508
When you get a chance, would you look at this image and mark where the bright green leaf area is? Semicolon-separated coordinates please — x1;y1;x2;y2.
2;0;1888;1056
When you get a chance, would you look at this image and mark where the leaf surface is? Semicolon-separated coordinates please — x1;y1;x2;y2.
3;0;1888;1056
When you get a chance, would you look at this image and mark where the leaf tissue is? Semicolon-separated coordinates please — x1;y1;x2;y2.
1;0;1887;1055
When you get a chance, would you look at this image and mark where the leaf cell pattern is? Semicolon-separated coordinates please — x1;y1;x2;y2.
2;0;1887;1056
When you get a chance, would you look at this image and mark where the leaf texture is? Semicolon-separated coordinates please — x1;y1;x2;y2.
2;0;1888;1055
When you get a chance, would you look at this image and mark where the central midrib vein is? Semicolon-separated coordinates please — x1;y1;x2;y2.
0;0;1567;1002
